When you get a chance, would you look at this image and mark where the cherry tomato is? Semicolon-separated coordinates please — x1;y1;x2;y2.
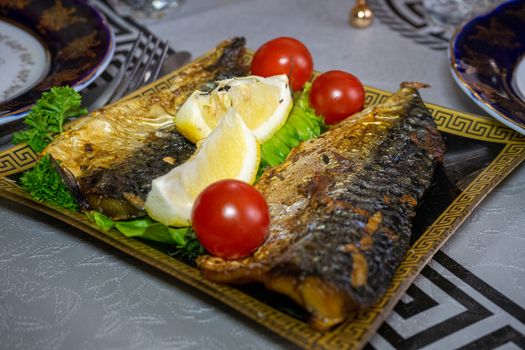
191;179;270;259
251;37;313;92
309;70;365;125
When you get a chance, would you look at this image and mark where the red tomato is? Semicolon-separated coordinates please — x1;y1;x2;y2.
251;37;313;91
309;70;365;124
191;179;270;259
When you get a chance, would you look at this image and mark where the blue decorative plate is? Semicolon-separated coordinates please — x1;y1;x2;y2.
449;0;525;134
0;0;115;124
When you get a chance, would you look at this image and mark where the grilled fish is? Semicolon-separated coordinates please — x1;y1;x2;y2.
43;37;249;220
197;83;445;330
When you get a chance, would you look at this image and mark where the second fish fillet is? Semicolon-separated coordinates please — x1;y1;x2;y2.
197;83;445;330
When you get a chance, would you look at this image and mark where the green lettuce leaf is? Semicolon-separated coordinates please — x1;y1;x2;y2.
258;83;325;176
87;212;205;260
86;211;115;231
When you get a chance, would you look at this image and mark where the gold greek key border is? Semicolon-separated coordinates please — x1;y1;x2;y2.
1;51;525;350
0;143;37;177
364;86;525;144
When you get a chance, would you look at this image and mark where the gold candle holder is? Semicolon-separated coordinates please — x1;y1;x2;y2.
349;0;374;28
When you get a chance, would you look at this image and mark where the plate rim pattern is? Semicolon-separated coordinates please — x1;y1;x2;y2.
0;0;116;121
449;0;525;135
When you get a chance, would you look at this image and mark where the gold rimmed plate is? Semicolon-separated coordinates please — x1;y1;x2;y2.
0;0;115;125
449;0;525;135
1;50;525;350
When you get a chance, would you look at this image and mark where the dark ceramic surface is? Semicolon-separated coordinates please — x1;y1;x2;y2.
0;0;114;121
450;0;525;134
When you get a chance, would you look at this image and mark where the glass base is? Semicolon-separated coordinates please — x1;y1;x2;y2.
422;0;506;36
108;0;183;23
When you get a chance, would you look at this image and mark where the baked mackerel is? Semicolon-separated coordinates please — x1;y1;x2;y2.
43;38;248;220
197;83;445;330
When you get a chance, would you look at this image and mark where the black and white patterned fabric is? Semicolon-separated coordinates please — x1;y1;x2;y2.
85;0;169;89
368;0;450;50
368;251;525;349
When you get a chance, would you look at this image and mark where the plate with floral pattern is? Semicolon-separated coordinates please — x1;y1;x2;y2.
0;0;114;125
449;0;525;135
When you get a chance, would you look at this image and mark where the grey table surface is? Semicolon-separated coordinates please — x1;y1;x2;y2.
1;0;524;349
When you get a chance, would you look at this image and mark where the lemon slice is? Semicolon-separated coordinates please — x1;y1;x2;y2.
175;74;292;143
144;108;260;226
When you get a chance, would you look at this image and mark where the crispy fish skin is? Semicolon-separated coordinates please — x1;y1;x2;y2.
43;38;248;220
76;127;196;219
197;83;445;330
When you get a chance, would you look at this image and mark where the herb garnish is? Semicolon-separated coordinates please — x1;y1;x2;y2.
13;87;86;211
19;154;79;211
87;211;205;260
13;86;87;153
258;83;325;177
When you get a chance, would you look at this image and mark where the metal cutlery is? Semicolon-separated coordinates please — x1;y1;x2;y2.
86;32;169;111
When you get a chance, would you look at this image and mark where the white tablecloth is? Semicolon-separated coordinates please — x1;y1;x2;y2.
1;0;523;349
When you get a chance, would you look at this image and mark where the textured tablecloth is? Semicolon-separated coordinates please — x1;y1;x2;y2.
0;0;524;349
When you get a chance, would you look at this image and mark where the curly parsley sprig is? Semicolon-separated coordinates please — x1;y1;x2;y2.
19;154;79;211
12;86;87;153
12;86;86;210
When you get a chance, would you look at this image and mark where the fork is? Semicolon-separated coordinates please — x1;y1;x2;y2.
86;32;169;111
0;33;172;147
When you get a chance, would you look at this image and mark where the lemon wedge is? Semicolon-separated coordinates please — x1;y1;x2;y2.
144;108;260;226
174;74;292;143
